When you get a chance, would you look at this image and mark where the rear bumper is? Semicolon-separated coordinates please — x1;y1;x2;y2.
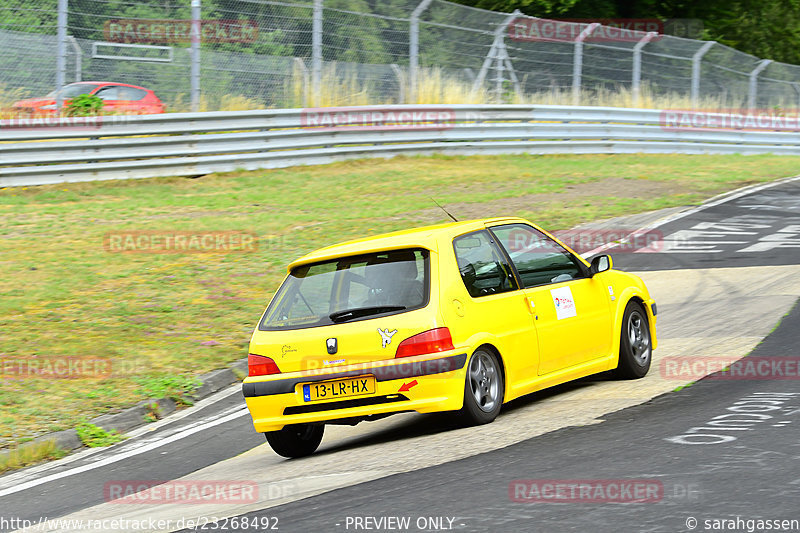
242;353;468;432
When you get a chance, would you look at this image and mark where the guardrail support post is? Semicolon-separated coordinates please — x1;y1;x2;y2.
572;23;600;106
632;32;657;107
312;0;323;107
691;41;715;108
55;0;67;112
748;59;772;110
190;0;201;112
409;0;433;104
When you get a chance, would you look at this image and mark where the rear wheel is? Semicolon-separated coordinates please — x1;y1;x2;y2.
460;349;504;425
265;423;324;458
614;301;652;379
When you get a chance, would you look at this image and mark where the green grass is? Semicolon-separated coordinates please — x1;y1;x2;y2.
134;375;200;406
1;153;799;447
75;423;124;448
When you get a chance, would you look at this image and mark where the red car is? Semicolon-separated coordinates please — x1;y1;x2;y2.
12;82;165;115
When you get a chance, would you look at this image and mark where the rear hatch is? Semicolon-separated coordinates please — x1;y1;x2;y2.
250;248;437;374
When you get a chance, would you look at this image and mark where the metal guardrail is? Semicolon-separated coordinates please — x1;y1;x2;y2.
2;104;800;187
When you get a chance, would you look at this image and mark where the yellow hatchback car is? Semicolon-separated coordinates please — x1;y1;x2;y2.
243;217;657;457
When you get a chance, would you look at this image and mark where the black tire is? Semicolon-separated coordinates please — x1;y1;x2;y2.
265;423;324;458
460;348;505;425
614;301;652;379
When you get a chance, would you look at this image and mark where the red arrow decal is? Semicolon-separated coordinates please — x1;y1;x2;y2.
398;379;418;392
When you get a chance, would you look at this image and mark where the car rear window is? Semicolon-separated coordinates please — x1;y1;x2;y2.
259;249;429;331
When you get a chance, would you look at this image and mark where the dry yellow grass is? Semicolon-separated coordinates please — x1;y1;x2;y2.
0;83;31;119
413;67;491;105
0;440;66;474
0;70;781;118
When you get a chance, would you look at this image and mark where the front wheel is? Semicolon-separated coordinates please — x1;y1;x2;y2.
614;301;652;379
460;349;504;425
265;423;324;458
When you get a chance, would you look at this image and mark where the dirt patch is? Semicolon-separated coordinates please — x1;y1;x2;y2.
405;177;683;224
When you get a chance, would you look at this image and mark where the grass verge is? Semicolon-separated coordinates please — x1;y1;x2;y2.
1;153;799;448
0;440;67;474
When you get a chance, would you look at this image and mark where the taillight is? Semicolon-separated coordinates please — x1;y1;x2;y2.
395;328;454;358
248;354;281;376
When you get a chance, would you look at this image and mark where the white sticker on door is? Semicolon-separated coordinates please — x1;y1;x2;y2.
550;286;577;320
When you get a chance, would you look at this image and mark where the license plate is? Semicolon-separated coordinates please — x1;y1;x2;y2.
302;376;375;402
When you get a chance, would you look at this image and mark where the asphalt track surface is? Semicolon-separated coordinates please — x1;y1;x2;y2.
207;299;800;533
611;178;800;271
2;176;799;533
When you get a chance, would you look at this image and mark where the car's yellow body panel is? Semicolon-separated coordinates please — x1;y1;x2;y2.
244;217;657;432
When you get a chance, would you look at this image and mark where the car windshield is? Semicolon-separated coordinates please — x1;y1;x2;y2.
260;249;429;330
45;83;101;99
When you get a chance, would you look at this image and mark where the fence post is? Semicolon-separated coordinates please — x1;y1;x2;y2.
391;64;405;103
472;10;521;97
572;23;600;106
190;0;201;112
293;58;309;107
409;0;433;104
691;41;715;108
632;32;656;107
67;36;82;82
748;59;772;110
495;50;504;102
312;0;323;107
55;0;68;112
792;83;800;111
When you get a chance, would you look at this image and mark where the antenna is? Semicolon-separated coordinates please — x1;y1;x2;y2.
431;198;458;222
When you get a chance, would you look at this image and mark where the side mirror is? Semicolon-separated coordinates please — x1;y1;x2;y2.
589;254;612;275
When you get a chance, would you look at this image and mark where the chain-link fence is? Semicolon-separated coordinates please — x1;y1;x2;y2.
3;0;800;113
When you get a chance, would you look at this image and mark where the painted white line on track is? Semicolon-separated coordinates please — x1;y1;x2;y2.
582;174;800;257
0;383;245;490
0;407;249;498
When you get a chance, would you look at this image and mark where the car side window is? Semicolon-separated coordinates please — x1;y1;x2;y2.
118;87;147;101
94;86;120;100
453;230;518;298
491;224;586;288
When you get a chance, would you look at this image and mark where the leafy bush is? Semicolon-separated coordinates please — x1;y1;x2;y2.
65;94;104;116
76;423;124;447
